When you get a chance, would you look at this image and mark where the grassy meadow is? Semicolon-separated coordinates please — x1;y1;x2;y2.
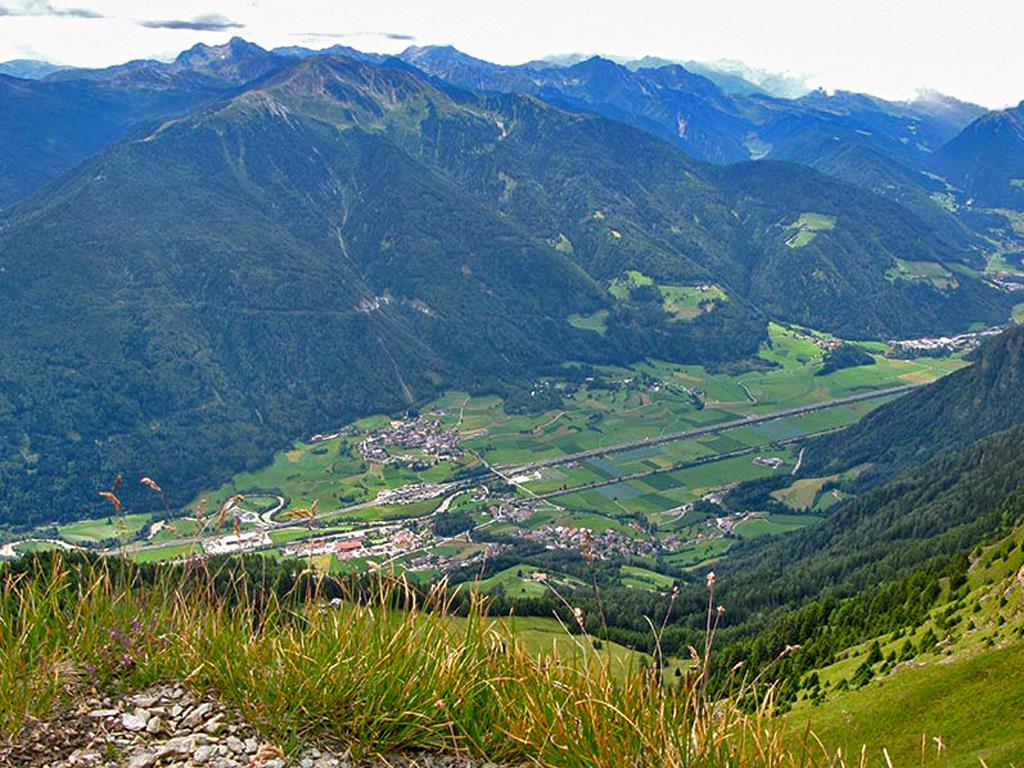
788;524;1024;767
0;553;870;768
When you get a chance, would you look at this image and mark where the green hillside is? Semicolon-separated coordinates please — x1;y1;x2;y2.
0;91;604;526
788;523;1024;767
802;325;1024;487
0;55;1013;527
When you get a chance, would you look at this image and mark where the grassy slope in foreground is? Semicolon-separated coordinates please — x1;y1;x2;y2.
792;643;1024;767
788;523;1024;767
1;554;845;767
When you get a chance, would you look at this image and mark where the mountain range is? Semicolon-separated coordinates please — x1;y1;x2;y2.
0;38;1022;524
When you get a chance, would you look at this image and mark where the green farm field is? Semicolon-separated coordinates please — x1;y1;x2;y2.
474;564;586;598
460;324;961;468
58;513;152;545
620;565;677;590
733;513;822;539
785;212;836;248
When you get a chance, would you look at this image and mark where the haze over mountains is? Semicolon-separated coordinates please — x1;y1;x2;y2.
1;37;1023;525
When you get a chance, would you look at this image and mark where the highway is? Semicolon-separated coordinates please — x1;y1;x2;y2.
500;383;919;474
533;427;845;500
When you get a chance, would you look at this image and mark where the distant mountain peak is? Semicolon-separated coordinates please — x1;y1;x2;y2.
400;44;484;66
166;36;280;84
175;36;268;66
0;59;68;80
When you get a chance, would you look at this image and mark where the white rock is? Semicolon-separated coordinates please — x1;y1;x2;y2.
154;735;197;758
204;715;224;735
182;702;213;729
122;710;149;732
225;736;245;754
127;751;157;768
146;715;164;734
193;744;217;764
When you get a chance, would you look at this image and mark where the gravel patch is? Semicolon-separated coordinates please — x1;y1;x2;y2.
0;685;507;768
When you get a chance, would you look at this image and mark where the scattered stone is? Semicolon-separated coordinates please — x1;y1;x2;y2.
122;710;150;731
182;701;214;729
127;751;157;768
194;744;217;764
204;714;225;735
2;683;512;768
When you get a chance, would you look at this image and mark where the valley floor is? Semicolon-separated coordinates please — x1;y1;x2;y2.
1;323;974;589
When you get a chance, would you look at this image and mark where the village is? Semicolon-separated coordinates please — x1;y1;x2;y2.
886;325;1004;355
358;416;462;466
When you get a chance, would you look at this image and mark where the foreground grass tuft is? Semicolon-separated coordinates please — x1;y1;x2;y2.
1;555;884;766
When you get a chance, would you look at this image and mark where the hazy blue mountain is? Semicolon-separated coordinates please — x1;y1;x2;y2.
396;47;755;163
272;44;386;63
0;59;68;79
0;39;295;209
932;102;1024;209
0;38;997;220
394;45;987;199
683;58;811;98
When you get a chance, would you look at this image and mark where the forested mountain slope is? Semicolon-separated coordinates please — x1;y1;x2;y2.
700;425;1024;714
932;102;1024;209
0;39;292;210
0;86;606;526
801;324;1024;486
0;54;1011;526
658;326;1024;711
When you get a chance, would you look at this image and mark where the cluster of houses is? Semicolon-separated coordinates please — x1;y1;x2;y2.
789;328;844;352
281;527;423;562
374;482;449;506
753;455;785;468
488;499;539;524
523;524;659;559
404;541;510;573
887;326;1002;356
358;417;462;466
204;530;272;556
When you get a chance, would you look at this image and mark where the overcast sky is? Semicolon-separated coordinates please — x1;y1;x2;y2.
1;0;1022;108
